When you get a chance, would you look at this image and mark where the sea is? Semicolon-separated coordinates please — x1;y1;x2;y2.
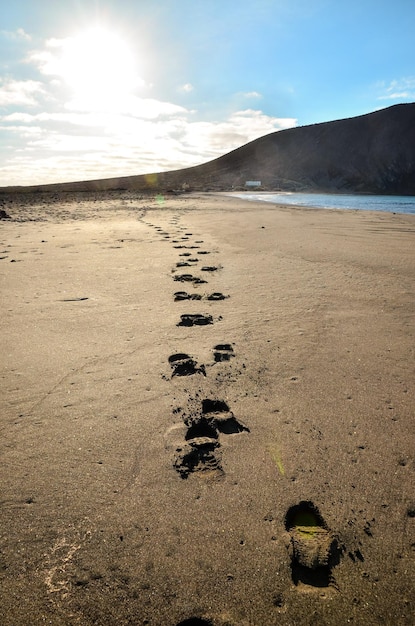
228;192;415;215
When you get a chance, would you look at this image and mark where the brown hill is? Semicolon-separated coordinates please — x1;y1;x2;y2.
2;103;415;195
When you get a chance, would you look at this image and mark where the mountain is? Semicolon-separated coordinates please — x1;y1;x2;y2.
3;103;415;195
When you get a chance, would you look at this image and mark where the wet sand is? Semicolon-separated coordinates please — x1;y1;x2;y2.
1;192;414;625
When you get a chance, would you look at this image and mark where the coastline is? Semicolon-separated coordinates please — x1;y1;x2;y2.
225;190;415;214
1;192;414;625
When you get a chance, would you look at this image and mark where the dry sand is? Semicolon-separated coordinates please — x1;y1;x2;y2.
1;192;414;625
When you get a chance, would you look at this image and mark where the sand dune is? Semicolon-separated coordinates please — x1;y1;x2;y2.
1;192;414;625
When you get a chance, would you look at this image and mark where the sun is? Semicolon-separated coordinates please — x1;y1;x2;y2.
59;26;141;111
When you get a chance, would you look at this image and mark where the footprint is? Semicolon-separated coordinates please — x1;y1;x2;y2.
174;274;207;284
207;292;228;301
198;251;211;255
201;266;219;272
285;501;342;588
185;418;218;441
173;437;223;480
201;399;249;434
174;292;202;301
173;399;249;479
168;353;206;377
213;343;234;362
177;314;213;327
176;261;192;267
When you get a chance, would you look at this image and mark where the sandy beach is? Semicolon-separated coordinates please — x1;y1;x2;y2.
1;192;414;625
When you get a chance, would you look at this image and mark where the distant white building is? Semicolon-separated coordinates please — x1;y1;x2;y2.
245;180;261;188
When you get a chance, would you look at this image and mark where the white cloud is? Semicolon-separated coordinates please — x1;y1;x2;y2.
380;92;411;100
0;33;297;185
0;124;43;138
0;79;45;106
377;77;415;101
64;95;189;119
242;91;262;99
1;28;31;41
0;104;297;185
179;109;296;158
179;83;194;93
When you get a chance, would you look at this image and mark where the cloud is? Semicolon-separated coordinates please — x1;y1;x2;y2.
377;77;415;101
0;105;297;185
27;41;63;77
242;91;262;99
1;28;31;41
0;123;43;137
0;33;297;185
179;83;194;93
180;109;296;157
65;95;189;119
0;79;45;107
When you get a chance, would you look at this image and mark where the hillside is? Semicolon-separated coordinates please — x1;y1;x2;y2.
2;103;415;195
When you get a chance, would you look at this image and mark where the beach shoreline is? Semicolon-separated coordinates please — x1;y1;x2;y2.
1;192;414;625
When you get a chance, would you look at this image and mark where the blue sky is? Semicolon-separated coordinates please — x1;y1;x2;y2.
1;0;414;186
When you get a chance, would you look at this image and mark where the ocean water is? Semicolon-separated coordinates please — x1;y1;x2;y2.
229;192;415;215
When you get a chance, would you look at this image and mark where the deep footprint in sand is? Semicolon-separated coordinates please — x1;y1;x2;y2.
207;292;228;301
185;417;219;441
174;274;207;285
173;401;249;478
173;429;223;479
177;313;214;326
213;343;235;362
201;398;250;434
285;501;342;588
168;353;206;377
174;291;203;301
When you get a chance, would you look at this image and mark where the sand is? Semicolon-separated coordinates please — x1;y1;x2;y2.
1;192;414;625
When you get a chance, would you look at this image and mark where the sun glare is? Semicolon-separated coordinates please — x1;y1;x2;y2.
59;26;141;111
